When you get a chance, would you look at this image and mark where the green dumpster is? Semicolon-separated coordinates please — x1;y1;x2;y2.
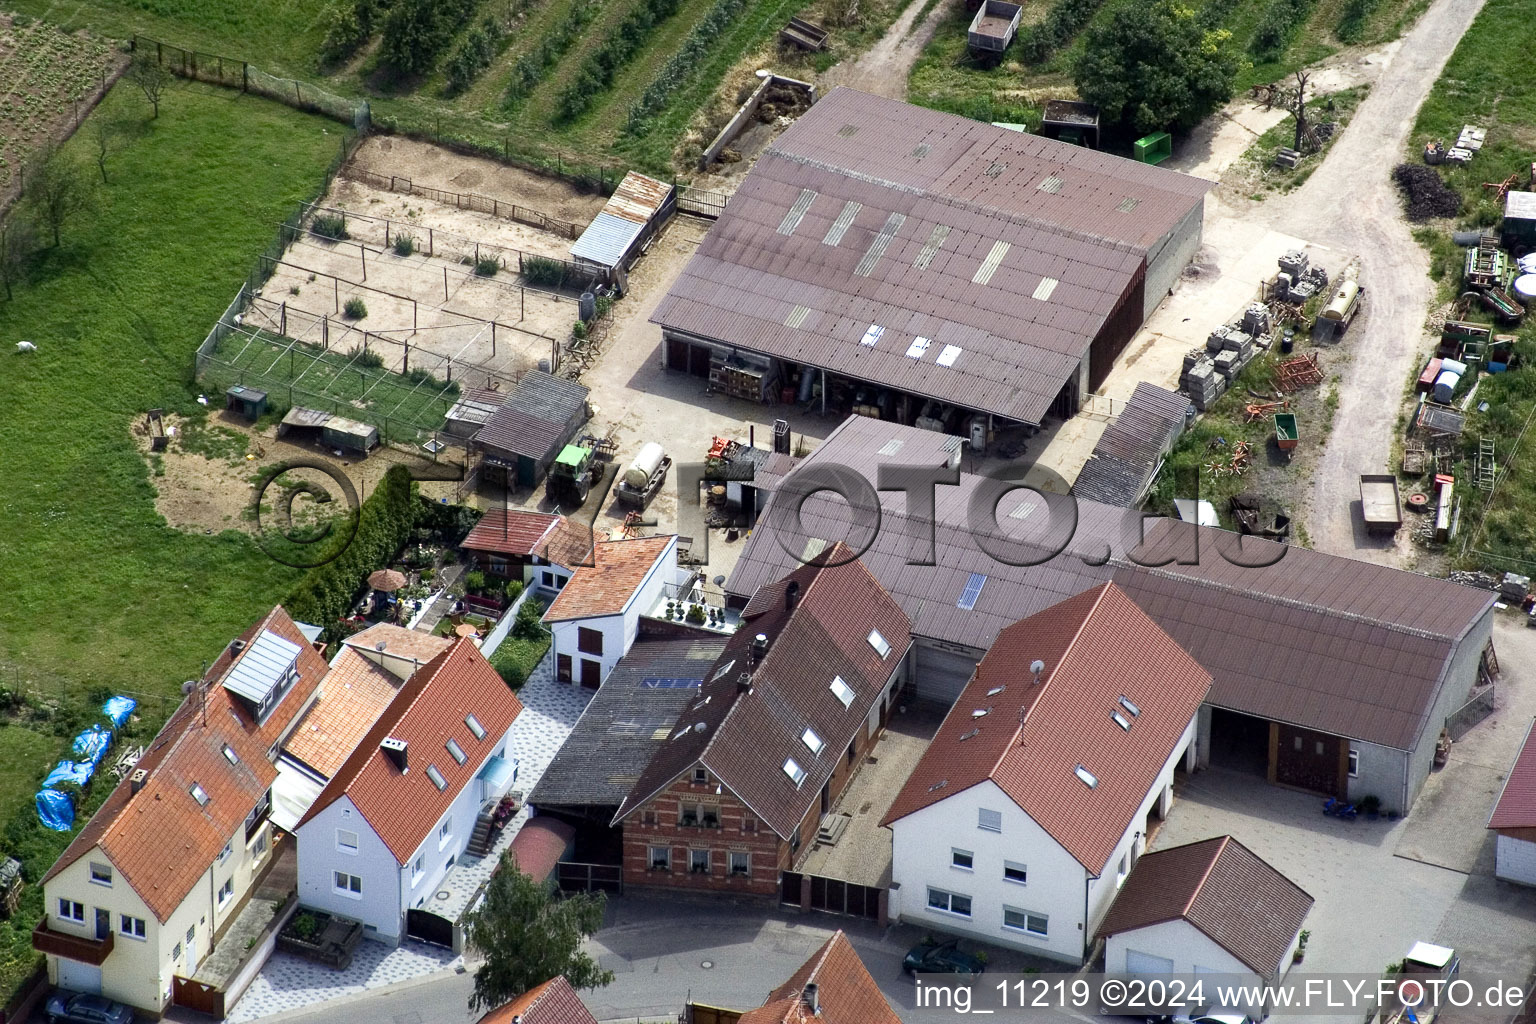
1133;131;1172;165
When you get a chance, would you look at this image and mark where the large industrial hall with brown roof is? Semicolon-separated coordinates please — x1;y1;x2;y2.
652;87;1212;434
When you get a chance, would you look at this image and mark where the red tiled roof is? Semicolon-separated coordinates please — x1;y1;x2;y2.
506;816;576;884
1096;836;1313;977
43;607;328;921
1490;718;1536;830
476;977;598;1024
284;646;402;778
738;931;902;1024
883;583;1211;874
296;639;523;863
463;509;563;558
544;536;672;622
617;548;911;840
537;516;596;570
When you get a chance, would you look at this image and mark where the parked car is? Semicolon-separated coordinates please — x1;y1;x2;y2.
902;938;986;976
44;991;134;1024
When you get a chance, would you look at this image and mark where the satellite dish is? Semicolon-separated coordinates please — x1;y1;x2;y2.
1029;660;1045;675
181;680;197;695
694;722;707;733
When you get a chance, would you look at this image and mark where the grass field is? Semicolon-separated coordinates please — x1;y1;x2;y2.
1403;0;1536;571
909;0;1426;149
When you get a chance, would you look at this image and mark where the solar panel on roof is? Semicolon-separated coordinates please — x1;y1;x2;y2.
854;212;905;277
641;677;703;689
823;201;862;246
937;345;962;367
957;572;987;610
973;241;1011;285
777;189;818;235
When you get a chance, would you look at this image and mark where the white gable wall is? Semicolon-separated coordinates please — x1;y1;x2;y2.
1496;834;1536;886
1107;920;1267;1016
551;613;626;684
297;795;404;942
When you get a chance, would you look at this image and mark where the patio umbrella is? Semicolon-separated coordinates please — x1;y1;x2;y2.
454;623;479;638
368;569;408;592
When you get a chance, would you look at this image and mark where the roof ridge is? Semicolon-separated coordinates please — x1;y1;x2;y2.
1182;835;1230;917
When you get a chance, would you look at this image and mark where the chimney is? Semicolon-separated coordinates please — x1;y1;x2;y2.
380;737;408;772
803;982;820;1016
751;633;768;665
1030;659;1045;685
228;638;245;658
130;769;148;796
737;671;752;695
785;580;801;613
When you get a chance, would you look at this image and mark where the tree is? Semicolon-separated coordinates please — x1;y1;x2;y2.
0;214;39;300
26;147;94;248
1074;0;1243;138
128;51;173;119
464;855;613;1012
91;118;118;184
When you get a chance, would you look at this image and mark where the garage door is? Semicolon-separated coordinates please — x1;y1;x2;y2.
912;643;978;708
58;959;103;994
1126;950;1175;974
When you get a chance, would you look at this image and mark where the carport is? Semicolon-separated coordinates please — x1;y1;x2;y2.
1204;707;1345;797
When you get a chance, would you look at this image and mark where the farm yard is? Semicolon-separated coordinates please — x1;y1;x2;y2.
0;15;122;202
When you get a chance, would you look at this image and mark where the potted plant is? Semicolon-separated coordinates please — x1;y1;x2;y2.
1294;929;1310;964
1360;794;1381;819
687;604;707;626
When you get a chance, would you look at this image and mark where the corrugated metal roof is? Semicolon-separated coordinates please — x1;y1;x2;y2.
223;629;303;703
651;89;1209;427
1071;383;1188;507
1490;719;1536;829
474;371;589;461
445;387;506;428
570;172;674;269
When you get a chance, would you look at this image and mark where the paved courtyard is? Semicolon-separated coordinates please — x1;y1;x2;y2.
227;649;589;1021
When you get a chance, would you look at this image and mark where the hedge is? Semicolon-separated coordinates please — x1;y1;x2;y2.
281;464;419;629
1021;0;1109;64
554;0;682;123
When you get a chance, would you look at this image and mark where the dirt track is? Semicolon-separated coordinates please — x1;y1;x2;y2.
819;0;954;98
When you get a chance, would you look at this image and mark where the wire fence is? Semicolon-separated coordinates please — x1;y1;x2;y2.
346;168;581;239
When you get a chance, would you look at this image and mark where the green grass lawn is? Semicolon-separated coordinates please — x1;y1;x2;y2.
0;726;65;824
0;79;338;701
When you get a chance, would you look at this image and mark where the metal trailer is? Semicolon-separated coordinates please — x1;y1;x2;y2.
1360;474;1403;534
967;0;1022;55
616;455;672;509
779;16;828;51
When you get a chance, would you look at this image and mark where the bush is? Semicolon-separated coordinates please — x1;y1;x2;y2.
1021;0;1109;64
1250;0;1315;62
571;319;588;341
686;604;706;625
290;912;321;942
625;0;751;134
445;18;506;94
1392;164;1462;221
311;213;349;240
522;256;565;287
512;596;547;639
505;578;524;602
594;294;613;318
343;297;368;320
347;344;385;369
381;0;481;76
392;233;417;256
464;570;487;594
474;256;501;277
1335;0;1380;42
320;0;369;65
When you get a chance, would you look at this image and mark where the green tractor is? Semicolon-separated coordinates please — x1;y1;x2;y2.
545;434;615;508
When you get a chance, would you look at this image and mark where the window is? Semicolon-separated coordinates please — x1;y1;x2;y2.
729;852;750;877
1004;861;1027;885
702;807;720;828
89;862;112;886
829;676;855;708
951;849;974;871
218;840;233;864
446;738;467;765
1004;907;1049;937
783;758;807;787
1316;741;1325;756
221;744;240;765
439;818;453;848
426;765;448;791
926;888;972;917
465;714;486;740
336;829;358;853
187;926;196;944
119;915;146;939
692;767;708;784
679;802;700;826
218;877;234;905
58;899;84;923
742;817;757;834
333;872;362;896
977;808;1002;833
411;857;424;885
578;627;604;656
867;629;891;658
1075;765;1098;789
1119;696;1140;718
690;849;710;874
1293;736;1302;752
642;810;657;826
790;831;801;853
1112;711;1131;731
649;846;671;871
802;728;824;756
1348;748;1360;777
172;942;182;961
253;831;268;858
1116;854;1128;886
190;783;209;807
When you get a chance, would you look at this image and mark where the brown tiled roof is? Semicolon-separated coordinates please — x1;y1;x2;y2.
1115;520;1496;751
536;515;596;569
296;639;523;863
544;536;673;622
463;509;563;558
284;646;402;778
651;88;1210;427
617;549;911;840
738;931;902;1024
343;623;454;666
476;977;598;1024
1096;835;1314;976
883;584;1210;874
506;816;576;884
43;607;328;921
1489;719;1536;830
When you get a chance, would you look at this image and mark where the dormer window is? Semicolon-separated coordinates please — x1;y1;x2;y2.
222;630;303;725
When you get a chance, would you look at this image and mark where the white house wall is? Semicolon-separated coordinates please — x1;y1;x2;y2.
1106;920;1267;1017
1496;834;1536;886
297;795;406;942
551;613;627;683
890;780;1090;964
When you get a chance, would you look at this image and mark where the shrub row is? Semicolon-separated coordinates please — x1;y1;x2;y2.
1020;0;1109;65
320;0;385;65
624;0;752;135
505;0;600;105
283;464;419;628
445;16;507;94
554;0;682;124
1250;0;1315;62
1335;0;1379;43
380;0;483;76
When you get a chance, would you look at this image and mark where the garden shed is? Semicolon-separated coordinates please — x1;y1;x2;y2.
277;407;379;454
472;370;590;488
1503;191;1536;250
225;384;268;420
570;172;676;288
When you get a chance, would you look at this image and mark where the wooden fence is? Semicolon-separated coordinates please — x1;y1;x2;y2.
347;168;581;239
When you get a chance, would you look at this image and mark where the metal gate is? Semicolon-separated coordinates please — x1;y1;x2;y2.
779;871;881;920
557;862;623;895
405;908;455;948
172;976;225;1018
678;187;729;219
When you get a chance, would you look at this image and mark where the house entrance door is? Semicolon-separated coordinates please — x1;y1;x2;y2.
95;908;109;940
580;659;602;689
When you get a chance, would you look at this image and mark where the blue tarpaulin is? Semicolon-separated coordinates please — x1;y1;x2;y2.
36;789;74;831
103;696;136;729
72;726;111;765
43;761;93;790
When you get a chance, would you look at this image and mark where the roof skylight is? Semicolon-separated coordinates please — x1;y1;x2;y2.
854;212;906;277
937;344;962;367
777;189;817;235
960;728;980;742
802;728;824;755
446;738;467;764
1119;696;1140;718
426;765;447;791
973;240;1011;285
913;224;951;270
784;758;807;786
987;685;1006;697
1074;765;1098;788
221;744;240;765
860;324;885;347
822;200;862;246
868;630;891;658
465;713;486;740
1032;277;1059;302
906;337;932;359
190;783;209;807
1112;711;1131;731
829;676;855;708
